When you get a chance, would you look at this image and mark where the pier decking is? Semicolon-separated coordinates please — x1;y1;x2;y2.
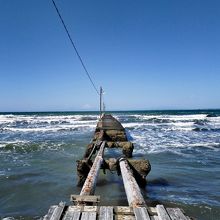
43;114;192;220
44;204;190;220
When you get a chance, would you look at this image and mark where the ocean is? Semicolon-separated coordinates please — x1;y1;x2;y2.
0;110;220;220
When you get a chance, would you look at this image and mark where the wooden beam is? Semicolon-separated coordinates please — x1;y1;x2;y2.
70;195;100;204
150;216;159;220
80;141;106;196
119;158;146;208
81;211;96;220
156;205;171;220
166;208;188;220
99;206;114;220
134;207;151;220
63;210;81;220
43;202;65;220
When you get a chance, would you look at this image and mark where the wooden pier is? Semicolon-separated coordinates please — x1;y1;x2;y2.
43;114;192;220
44;204;191;220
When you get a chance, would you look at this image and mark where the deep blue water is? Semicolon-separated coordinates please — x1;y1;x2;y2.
0;110;220;220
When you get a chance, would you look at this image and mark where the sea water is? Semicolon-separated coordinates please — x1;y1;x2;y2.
0;110;219;220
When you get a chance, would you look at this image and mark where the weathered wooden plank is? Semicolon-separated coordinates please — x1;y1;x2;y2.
80;141;106;197
150;216;159;220
166;208;188;220
71;195;100;204
63;211;80;220
116;215;135;220
43;205;57;220
119;158;146;207
133;207;150;220
81;211;96;220
44;202;65;220
115;206;133;215
156;205;171;220
99;206;113;220
83;206;98;212
148;207;157;215
68;206;82;212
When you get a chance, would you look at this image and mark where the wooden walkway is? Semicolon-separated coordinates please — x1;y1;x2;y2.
43;114;193;220
44;204;191;220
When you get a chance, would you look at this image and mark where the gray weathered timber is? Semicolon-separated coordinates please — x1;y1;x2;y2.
71;195;100;204
166;208;188;220
156;205;171;220
62;210;81;220
119;158;146;207
150;216;159;220
99;206;113;220
133;207;151;220
43;205;191;220
44;202;65;220
81;211;96;220
43;205;57;220
80;141;106;196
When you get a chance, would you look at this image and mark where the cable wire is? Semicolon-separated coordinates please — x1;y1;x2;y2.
51;0;100;95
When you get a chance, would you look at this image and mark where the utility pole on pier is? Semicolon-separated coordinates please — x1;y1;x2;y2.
100;86;103;118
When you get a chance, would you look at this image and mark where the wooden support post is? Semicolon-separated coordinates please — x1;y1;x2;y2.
80;141;106;196
119;158;147;208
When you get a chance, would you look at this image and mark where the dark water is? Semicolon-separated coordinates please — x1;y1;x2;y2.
0;110;220;220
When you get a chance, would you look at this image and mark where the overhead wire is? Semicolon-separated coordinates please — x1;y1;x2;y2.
51;0;100;95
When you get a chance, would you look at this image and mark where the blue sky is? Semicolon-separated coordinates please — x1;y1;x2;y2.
0;0;220;111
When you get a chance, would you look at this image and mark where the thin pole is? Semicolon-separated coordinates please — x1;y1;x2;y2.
100;87;103;117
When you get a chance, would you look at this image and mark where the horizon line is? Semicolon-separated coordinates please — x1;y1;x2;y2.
0;108;220;114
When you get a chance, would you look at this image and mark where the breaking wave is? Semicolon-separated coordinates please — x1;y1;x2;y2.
1;113;220;156
0;114;98;134
118;113;220;155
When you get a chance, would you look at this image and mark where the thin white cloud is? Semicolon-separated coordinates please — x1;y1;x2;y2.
82;104;93;110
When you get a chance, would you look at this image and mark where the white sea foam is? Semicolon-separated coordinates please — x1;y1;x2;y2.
3;123;96;133
122;122;145;128
163;114;207;121
124;114;207;121
119;114;214;132
0;114;98;125
207;116;220;127
0;170;6;176
164;121;195;131
127;122;220;155
0;114;98;133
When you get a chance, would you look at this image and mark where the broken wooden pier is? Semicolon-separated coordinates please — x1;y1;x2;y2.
43;114;192;220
